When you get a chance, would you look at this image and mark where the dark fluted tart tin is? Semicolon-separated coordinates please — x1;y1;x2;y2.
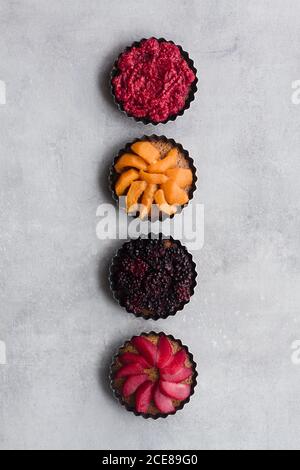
111;37;198;125
109;234;198;320
109;134;198;221
110;332;198;419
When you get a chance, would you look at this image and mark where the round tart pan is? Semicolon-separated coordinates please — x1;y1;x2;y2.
110;332;198;419
109;234;198;320
109;134;198;221
111;37;198;125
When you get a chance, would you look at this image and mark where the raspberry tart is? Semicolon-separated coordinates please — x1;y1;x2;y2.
110;135;197;220
110;236;197;320
111;38;198;125
110;333;197;418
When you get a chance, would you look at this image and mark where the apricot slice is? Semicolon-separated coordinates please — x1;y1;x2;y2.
115;153;148;173
140;184;157;220
161;181;189;206
131;141;160;165
148;148;178;174
154;189;177;216
166;168;193;188
126;181;147;213
115;169;140;196
140;170;169;185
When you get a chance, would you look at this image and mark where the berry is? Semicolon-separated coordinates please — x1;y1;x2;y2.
111;238;195;318
114;271;130;290
119;257;149;278
176;284;191;304
124;292;144;315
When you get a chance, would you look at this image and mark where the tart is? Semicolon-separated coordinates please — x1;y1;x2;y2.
111;38;198;124
110;332;197;418
110;136;197;220
110;236;197;320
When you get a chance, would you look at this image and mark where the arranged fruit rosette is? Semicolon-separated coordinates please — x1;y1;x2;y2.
111;37;198;125
109;235;197;320
109;135;197;221
110;332;198;419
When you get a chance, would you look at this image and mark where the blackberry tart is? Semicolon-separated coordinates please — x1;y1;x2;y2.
110;332;197;418
110;237;197;320
110;135;197;220
111;38;198;124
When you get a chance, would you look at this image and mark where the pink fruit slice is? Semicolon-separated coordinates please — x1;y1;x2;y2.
135;381;154;413
160;367;193;383
122;374;149;397
119;352;150;368
115;363;144;379
161;349;187;375
132;336;157;366
156;335;173;369
160;381;191;400
153;384;175;414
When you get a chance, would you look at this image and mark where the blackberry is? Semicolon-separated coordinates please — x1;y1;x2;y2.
164;294;179;315
176;284;191;304
114;271;130;290
161;260;174;275
119;256;149;278
143;272;171;298
124;292;145;315
119;256;135;273
173;254;193;282
113;272;143;293
111;238;196;318
130;258;149;278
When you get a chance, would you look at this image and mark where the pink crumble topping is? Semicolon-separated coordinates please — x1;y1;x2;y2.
112;38;196;123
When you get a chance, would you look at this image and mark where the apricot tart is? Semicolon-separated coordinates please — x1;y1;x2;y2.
111;38;198;124
110;237;197;320
110;333;197;418
110;136;197;220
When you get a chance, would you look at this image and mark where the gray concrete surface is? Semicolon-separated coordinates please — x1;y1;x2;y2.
1;0;300;450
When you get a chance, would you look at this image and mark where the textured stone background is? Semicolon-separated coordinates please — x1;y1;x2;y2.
1;0;300;450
